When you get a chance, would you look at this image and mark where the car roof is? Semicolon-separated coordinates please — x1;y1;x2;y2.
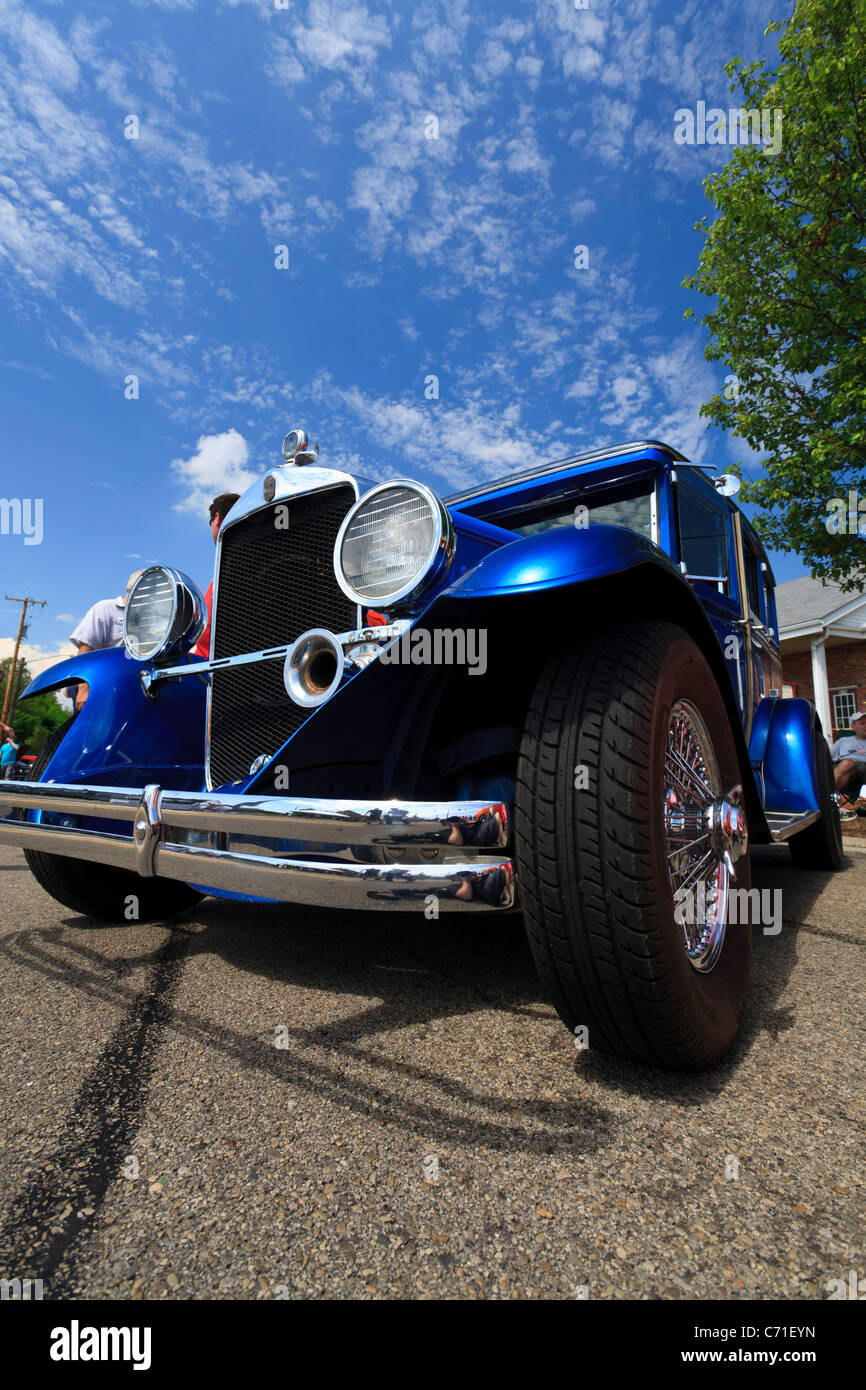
444;437;776;586
445;439;687;505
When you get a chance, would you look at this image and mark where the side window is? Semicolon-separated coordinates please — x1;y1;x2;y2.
677;485;729;594
762;573;778;638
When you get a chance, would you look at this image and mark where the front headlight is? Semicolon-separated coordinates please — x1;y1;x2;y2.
123;566;207;662
334;481;455;607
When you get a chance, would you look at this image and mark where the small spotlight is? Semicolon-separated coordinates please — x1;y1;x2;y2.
281;428;309;462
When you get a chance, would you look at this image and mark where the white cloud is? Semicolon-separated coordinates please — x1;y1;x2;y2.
348;165;418;254
565;364;602;402
0;0;322;328
493;18;530;44
416;23;461;61
293;1;391;87
515;53;543;85
266;38;305;86
170;429;258;513
0;3;80;89
505;117;552;180
0;357;51;379
0;636;77;673
310;373;563;492
569;336;720;463
590;97;636;165
474;39;512;83
537;0;606;81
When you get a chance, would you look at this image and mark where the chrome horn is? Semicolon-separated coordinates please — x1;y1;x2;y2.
283;628;345;708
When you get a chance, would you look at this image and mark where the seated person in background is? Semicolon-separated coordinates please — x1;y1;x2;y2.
830;710;866;804
67;570;143;712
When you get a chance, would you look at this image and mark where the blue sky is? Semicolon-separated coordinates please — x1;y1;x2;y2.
0;0;800;677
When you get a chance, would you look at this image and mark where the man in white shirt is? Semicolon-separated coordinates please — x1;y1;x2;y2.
68;571;143;711
829;710;866;800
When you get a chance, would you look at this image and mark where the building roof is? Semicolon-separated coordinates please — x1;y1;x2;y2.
776;574;866;645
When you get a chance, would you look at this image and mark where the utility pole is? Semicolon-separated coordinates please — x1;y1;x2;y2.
6;657;25;715
1;596;46;727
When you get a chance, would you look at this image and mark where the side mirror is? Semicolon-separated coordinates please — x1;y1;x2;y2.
714;473;740;497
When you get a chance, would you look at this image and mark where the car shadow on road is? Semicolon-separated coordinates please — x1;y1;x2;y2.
2;895;614;1159
1;841;853;1151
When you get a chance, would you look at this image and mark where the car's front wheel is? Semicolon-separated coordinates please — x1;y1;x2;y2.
515;620;753;1070
22;717;203;924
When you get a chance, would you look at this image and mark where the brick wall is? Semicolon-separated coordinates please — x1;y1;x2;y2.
782;650;814;701
781;641;866;731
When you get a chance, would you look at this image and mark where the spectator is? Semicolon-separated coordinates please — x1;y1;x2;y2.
1;730;19;780
67;570;144;712
830;710;866;804
193;493;240;659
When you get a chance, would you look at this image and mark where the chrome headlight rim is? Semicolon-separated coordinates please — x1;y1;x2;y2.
123;565;208;663
333;480;455;609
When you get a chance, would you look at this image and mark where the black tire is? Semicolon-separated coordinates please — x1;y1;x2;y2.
515;621;752;1070
23;717;203;924
787;730;844;870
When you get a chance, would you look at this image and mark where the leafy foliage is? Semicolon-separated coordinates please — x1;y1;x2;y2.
683;0;866;589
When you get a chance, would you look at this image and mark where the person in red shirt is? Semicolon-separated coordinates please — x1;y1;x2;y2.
193;492;240;659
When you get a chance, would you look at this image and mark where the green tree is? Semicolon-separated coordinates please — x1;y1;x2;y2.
1;658;67;755
683;0;866;589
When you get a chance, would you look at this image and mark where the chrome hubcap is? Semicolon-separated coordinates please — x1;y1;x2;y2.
663;700;748;973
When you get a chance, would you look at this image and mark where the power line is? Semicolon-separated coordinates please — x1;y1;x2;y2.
10;653;71;667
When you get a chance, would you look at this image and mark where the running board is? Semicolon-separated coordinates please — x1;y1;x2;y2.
765;809;821;842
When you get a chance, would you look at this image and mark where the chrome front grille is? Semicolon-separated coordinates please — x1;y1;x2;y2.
208;485;357;787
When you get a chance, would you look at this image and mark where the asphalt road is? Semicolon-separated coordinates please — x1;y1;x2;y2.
0;842;862;1301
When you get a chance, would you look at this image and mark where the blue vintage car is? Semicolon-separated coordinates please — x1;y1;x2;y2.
0;434;843;1069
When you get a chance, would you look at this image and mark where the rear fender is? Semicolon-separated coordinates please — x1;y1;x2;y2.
749;697;820;813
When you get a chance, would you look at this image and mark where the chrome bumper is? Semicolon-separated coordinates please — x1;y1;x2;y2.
0;781;515;911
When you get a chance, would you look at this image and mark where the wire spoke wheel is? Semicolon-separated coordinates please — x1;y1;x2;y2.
664;700;729;973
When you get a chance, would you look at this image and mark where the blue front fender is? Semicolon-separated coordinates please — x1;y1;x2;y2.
20;647;206;790
443;522;684;598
